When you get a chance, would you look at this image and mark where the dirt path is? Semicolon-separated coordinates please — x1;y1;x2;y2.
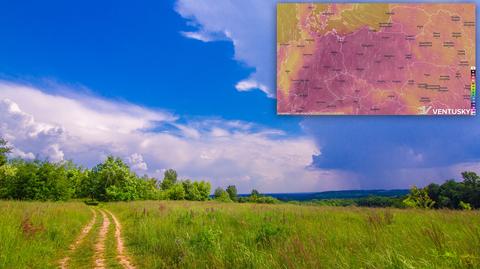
58;207;135;269
58;208;97;269
105;209;136;269
94;209;110;269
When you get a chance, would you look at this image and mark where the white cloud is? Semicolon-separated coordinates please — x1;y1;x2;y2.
0;81;348;192
127;153;148;172
43;144;65;163
0;98;66;162
10;147;35;160
235;79;272;98
180;31;213;42
176;0;277;97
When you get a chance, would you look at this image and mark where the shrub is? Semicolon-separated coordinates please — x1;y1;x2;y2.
459;201;472;210
403;186;435;209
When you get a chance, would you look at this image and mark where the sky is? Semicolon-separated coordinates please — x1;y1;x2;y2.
0;0;478;193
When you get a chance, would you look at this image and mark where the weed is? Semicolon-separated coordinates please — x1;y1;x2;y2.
366;210;394;229
158;203;167;212
255;222;285;247
20;215;44;238
176;211;195;225
189;227;222;252
424;223;445;252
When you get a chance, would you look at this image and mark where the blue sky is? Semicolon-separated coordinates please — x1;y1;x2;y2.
0;0;478;192
0;0;298;131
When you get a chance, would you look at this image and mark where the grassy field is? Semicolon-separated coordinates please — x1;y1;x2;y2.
0;201;479;268
107;201;480;269
0;201;91;268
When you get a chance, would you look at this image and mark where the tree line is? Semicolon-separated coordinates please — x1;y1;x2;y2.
403;171;480;210
306;172;480;210
0;138;213;201
212;186;278;204
0;138;275;203
1;137;478;208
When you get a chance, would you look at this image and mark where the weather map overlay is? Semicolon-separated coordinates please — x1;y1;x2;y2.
277;3;476;115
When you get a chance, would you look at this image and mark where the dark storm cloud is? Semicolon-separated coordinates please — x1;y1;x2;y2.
303;116;480;188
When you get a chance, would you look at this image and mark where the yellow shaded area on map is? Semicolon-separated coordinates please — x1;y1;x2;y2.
319;3;391;34
277;4;300;44
278;3;392;38
277;46;303;96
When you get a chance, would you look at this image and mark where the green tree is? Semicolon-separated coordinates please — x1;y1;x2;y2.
0;163;17;198
138;175;161;200
66;163;91;198
461;171;480;208
183;179;202;201
251;189;260;197
403;186;435;209
195;181;211;201
161;169;177;190
226;185;238;201
2;160;74;201
214;187;231;202
438;180;464;209
13;160;42;200
90;156;137;201
168;183;185;200
36;161;73;200
425;183;441;208
462;171;479;186
0;138;11;166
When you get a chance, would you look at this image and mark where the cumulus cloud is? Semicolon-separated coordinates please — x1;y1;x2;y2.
0;81;348;193
43;144;65;163
0;98;66;162
127;153;148;172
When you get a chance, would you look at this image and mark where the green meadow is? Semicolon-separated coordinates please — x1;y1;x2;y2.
0;201;91;268
1;201;479;269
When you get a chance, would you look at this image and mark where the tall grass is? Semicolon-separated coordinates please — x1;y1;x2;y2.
107;201;480;269
0;201;91;268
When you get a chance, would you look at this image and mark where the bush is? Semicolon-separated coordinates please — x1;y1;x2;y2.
236;189;279;204
84;200;99;206
459;201;472;210
254;196;279;204
403;186;435;209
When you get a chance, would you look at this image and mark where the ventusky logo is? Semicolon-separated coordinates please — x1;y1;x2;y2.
418;106;474;115
418;106;433;115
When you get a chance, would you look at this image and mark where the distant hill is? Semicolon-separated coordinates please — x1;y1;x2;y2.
239;189;409;202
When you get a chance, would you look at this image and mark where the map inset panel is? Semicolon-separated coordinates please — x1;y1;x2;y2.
277;3;476;115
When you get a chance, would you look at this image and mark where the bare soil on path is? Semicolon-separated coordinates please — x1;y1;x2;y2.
57;207;135;269
105;209;136;269
94;209;110;269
